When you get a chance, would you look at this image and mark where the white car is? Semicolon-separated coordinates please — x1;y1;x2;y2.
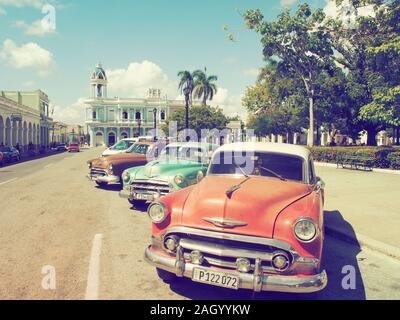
102;138;138;156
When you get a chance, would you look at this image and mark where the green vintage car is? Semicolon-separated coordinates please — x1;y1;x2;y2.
119;142;218;206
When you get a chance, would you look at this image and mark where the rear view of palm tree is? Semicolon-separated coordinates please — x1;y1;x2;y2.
177;70;194;129
193;68;218;106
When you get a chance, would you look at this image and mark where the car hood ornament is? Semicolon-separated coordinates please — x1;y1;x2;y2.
202;217;248;228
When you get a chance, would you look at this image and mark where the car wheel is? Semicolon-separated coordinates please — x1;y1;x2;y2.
95;181;108;187
156;268;178;283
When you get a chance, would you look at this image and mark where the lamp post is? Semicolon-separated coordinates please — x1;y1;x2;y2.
136;118;141;137
151;108;157;141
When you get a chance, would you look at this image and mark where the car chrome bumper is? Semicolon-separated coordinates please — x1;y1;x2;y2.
144;246;327;293
119;188;133;200
86;173;120;184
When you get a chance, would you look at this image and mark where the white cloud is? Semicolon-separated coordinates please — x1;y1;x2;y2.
0;39;55;76
106;60;177;99
0;0;49;9
243;68;259;77
14;19;56;36
280;0;297;8
53;98;86;125
209;87;246;119
323;0;375;20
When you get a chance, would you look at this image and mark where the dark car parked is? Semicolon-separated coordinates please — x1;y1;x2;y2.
53;144;68;151
0;146;21;163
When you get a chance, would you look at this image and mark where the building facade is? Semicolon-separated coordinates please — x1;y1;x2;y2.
0;90;53;152
84;64;188;147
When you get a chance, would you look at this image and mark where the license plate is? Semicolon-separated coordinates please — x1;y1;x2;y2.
192;268;239;290
133;192;154;201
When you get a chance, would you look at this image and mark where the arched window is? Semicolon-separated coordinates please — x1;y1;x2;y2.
92;111;97;120
161;111;166;121
135;111;141;120
122;111;128;120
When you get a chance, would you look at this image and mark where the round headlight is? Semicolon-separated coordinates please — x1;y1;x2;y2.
236;258;251;273
174;174;185;186
196;171;204;182
87;162;92;168
148;202;168;224
294;218;317;242
122;170;130;182
164;235;179;252
272;252;290;272
108;164;113;173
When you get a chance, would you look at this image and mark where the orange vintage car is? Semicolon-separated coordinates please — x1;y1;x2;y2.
144;142;327;293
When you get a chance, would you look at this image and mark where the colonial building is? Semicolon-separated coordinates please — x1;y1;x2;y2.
0;90;53;151
84;64;190;147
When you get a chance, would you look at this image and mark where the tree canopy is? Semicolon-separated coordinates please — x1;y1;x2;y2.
242;0;400;146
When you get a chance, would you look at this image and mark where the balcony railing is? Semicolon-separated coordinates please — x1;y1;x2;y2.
86;119;166;125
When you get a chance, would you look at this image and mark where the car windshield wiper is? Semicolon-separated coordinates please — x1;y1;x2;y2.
259;166;287;181
225;162;251;199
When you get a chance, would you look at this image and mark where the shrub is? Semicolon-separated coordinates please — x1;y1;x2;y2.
388;152;400;170
309;146;399;169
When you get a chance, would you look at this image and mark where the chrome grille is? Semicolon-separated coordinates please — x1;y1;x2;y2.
166;231;293;274
131;180;171;195
90;168;107;176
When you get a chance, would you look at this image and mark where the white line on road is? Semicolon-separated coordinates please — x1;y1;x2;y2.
0;178;18;187
85;233;103;300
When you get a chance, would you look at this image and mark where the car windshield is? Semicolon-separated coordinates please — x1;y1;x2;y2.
126;143;150;155
111;140;135;150
209;151;305;182
70;144;79;147
159;146;210;163
0;147;11;152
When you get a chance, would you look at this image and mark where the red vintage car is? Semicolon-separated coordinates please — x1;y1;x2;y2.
144;142;327;293
67;143;80;153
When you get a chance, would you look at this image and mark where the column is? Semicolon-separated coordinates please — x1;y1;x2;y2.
89;127;94;147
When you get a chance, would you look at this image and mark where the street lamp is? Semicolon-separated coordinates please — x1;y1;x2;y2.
148;108;157;141
182;82;191;130
136;118;141;137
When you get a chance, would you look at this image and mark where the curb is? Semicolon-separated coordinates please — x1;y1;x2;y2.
325;225;400;261
315;162;400;175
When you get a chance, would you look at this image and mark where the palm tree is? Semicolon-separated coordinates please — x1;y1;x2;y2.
177;70;194;129
193;68;218;106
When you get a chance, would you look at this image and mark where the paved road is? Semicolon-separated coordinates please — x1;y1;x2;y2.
0;147;399;300
316;164;400;248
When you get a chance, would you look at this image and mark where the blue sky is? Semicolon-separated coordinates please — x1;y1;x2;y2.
0;0;328;124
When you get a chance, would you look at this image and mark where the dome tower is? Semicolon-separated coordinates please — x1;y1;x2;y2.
90;63;107;99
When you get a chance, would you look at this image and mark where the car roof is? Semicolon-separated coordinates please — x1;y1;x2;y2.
134;141;155;146
215;142;310;160
165;142;218;150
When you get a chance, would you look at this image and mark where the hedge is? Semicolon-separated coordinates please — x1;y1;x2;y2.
309;146;400;170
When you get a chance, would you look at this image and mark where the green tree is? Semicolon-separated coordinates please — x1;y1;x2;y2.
177;70;194;104
327;0;400;145
243;61;308;142
193;68;218;106
243;3;334;146
162;105;229;137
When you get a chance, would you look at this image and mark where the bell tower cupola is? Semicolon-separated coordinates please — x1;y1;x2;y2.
90;63;107;99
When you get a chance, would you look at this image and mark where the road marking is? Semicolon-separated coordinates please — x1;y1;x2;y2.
85;233;103;300
0;178;18;186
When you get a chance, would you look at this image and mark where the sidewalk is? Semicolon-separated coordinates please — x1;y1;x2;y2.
315;164;400;259
0;149;65;168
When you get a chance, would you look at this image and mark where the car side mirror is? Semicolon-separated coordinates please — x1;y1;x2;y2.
314;177;325;192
